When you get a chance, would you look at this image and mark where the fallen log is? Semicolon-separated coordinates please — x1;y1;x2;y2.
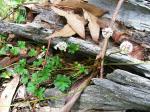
0;20;150;77
89;0;150;31
45;69;150;111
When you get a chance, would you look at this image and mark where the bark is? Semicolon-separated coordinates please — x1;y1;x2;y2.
89;0;150;31
0;20;150;77
45;69;150;111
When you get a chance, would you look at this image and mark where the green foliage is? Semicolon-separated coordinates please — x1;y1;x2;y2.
26;56;62;99
72;62;88;78
33;58;43;67
35;87;45;99
0;0;40;19
0;0;9;17
10;46;20;55
0;47;8;55
15;7;26;23
0;0;28;22
0;44;12;55
54;74;71;92
0;41;26;56
28;48;37;57
11;0;25;6
67;43;80;54
17;41;26;49
0;34;7;40
0;65;3;71
14;59;29;84
41;46;47;52
1;71;12;78
27;82;36;93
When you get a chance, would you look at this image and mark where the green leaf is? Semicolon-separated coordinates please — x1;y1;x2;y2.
10;46;20;55
11;0;24;7
0;47;7;55
0;34;7;39
41;46;47;52
0;65;3;71
15;7;26;23
27;82;36;93
1;72;12;79
33;58;43;67
21;75;29;84
79;65;87;73
0;0;10;17
19;59;26;67
35;87;45;99
67;43;80;54
0;44;10;56
14;59;27;75
17;41;26;49
28;48;37;57
72;62;88;78
16;15;26;23
54;75;71;92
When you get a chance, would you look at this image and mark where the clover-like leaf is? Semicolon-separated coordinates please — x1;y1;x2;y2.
54;74;71;91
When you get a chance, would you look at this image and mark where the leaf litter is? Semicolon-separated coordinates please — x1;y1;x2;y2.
0;0;150;112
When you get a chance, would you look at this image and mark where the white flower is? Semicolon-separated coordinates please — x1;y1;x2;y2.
102;27;113;38
120;41;133;54
54;42;68;52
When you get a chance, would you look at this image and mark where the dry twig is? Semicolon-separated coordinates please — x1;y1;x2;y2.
97;0;125;78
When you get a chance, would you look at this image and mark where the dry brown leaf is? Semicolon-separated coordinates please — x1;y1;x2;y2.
51;6;66;16
66;13;85;38
83;10;100;42
15;85;26;99
56;1;107;17
46;24;76;39
52;7;85;38
0;75;20;112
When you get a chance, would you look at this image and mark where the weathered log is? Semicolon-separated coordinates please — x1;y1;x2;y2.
89;0;150;31
0;20;150;77
45;69;150;111
107;69;150;90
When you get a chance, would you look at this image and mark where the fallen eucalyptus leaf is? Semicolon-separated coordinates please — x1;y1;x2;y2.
56;1;107;17
0;75;20;112
52;7;85;38
46;24;76;39
83;10;100;42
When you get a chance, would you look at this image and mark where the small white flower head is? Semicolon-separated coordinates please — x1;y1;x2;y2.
102;27;113;38
120;41;133;54
54;42;68;52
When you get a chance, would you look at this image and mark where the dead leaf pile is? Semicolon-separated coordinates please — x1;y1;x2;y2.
46;0;108;42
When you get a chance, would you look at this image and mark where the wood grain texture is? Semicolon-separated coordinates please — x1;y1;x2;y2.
88;0;150;31
45;69;150;111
